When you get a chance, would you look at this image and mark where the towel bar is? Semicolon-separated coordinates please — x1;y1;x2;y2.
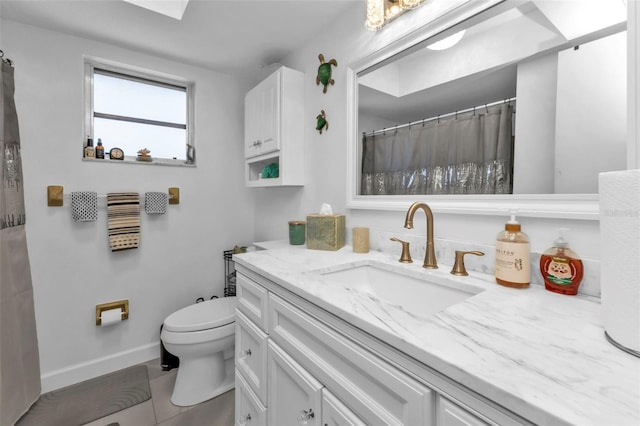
47;186;180;206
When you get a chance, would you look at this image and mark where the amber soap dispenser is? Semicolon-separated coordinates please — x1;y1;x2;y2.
495;212;530;288
539;228;584;295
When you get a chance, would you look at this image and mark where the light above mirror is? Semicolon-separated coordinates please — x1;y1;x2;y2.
366;0;426;31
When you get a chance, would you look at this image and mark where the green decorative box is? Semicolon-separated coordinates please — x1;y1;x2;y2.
306;214;345;251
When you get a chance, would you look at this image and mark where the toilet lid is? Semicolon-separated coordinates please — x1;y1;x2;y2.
163;297;237;332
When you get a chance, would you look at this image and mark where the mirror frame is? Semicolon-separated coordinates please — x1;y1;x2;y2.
346;0;634;221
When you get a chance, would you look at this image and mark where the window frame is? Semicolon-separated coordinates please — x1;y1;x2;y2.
84;58;195;166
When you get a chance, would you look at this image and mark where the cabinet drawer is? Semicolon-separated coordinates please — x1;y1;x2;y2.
235;310;268;405
237;272;269;332
437;396;492;426
269;293;434;426
236;369;267;426
322;389;367;426
268;340;323;426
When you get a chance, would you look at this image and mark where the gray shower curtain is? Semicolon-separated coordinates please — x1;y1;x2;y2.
361;103;514;195
0;57;41;424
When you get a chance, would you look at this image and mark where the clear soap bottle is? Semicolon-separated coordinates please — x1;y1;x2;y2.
539;228;584;295
495;213;530;288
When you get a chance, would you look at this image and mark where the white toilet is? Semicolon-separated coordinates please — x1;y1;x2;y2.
160;296;237;407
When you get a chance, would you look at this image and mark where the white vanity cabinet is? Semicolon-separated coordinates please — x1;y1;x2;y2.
322;389;367;426
244;66;304;187
235;371;267;426
235;266;529;426
268;292;434;425
267;340;323;426
437;396;491;426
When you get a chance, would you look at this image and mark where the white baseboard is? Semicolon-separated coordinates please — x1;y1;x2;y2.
40;341;161;393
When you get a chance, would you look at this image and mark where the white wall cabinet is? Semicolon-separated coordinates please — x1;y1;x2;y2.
244;66;304;187
235;266;527;426
244;72;278;159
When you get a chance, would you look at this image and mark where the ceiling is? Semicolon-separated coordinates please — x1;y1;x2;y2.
0;0;361;83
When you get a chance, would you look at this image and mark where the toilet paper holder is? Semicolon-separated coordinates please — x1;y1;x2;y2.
96;300;129;325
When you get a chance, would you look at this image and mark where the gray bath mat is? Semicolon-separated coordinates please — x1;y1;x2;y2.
17;365;150;426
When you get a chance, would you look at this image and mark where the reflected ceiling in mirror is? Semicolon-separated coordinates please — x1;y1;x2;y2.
357;0;627;195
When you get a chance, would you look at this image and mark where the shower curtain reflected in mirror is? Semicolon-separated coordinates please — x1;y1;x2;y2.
361;103;514;195
0;56;41;425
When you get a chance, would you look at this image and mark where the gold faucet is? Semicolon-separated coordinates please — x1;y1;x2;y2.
403;202;438;269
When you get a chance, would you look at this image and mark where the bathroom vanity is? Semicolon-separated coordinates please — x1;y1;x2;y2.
233;245;639;425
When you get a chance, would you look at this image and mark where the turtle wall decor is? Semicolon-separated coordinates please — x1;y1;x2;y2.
316;110;328;134
316;54;338;93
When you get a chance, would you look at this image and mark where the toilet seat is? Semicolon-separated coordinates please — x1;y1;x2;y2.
164;297;237;333
161;321;235;345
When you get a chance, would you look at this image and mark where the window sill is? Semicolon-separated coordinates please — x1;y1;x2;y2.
82;157;196;168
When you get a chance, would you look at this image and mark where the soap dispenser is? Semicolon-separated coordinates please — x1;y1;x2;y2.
495;212;530;288
539;228;584;295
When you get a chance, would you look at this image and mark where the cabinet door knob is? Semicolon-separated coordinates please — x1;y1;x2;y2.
297;408;315;424
239;413;252;424
245;348;252;357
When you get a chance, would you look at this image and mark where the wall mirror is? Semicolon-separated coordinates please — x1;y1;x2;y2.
347;0;628;219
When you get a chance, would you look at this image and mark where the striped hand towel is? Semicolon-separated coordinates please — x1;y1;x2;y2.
107;192;140;251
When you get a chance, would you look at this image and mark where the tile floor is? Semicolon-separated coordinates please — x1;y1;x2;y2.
35;358;235;426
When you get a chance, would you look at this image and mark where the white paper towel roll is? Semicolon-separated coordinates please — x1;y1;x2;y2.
599;169;640;356
100;308;123;326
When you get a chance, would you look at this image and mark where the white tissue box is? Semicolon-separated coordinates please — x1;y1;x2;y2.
306;214;345;251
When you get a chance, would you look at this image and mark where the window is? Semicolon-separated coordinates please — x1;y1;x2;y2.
84;60;194;164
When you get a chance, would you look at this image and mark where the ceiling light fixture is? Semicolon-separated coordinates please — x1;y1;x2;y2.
426;30;466;50
366;0;426;31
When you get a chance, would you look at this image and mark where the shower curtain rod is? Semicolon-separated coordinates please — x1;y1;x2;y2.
362;97;516;138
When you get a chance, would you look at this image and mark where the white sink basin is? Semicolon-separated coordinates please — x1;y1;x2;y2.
320;263;484;318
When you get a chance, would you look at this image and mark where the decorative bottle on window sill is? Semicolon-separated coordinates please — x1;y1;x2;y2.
95;139;105;159
84;137;95;159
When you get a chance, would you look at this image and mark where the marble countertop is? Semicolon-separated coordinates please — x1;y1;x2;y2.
234;243;640;426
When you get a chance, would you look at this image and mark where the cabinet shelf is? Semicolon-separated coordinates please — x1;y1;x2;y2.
245;153;303;187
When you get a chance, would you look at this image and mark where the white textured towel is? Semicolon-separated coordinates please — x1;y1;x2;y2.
599;169;640;355
144;192;167;215
71;191;98;222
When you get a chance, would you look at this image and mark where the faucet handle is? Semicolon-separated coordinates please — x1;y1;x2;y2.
451;250;485;276
390;237;413;263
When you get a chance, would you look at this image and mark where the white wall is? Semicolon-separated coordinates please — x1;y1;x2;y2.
2;19;255;391
555;31;627;193
256;4;602;267
514;53;557;194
